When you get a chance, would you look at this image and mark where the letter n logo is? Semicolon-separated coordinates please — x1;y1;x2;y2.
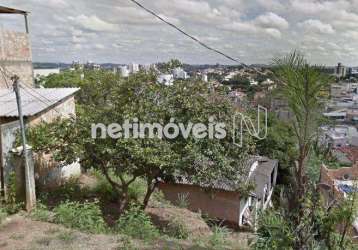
232;105;268;147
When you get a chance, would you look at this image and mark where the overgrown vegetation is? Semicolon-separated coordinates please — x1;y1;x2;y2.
0;207;7;224
254;52;358;250
53;200;107;234
116;204;159;241
25;69;255;213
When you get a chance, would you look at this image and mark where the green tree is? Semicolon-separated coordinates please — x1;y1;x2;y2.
273;51;331;209
26;72;254;211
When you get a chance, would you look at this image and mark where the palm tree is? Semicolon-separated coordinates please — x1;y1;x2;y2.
274;51;331;214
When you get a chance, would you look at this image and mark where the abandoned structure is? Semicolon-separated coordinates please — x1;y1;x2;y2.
0;6;80;195
158;156;278;229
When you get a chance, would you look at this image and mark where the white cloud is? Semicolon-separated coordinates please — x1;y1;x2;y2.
265;28;282;39
255;12;289;30
291;0;349;15
298;19;335;34
69;15;119;32
3;0;358;65
257;0;285;11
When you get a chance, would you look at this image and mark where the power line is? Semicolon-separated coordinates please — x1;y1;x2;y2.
0;64;63;115
127;0;250;67
0;65;11;88
19;84;63;115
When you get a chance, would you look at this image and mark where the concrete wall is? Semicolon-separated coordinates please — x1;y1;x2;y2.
0;29;34;88
28;96;76;126
158;182;241;224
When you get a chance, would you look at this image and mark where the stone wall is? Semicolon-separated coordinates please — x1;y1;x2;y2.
0;29;34;88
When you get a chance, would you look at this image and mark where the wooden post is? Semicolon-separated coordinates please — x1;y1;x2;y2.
12;75;36;211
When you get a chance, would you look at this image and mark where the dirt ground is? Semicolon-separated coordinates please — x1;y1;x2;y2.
0;214;252;250
0;214;123;250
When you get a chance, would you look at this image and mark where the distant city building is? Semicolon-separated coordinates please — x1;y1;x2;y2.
71;61;83;71
201;74;208;82
129;63;139;74
119;66;130;77
336;63;347;78
157;74;174;86
34;68;60;79
85;61;101;70
349;67;358;77
173;67;188;79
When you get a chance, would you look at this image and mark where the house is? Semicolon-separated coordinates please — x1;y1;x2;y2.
157;74;174;86
319;126;349;149
173;67;188;80
158;156;278;229
319;164;358;240
0;87;80;192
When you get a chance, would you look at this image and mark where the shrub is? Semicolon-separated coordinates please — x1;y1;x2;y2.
92;171;146;203
53;200;107;233
208;225;230;249
254;210;294;250
176;193;189;208
165;217;189;239
4;172;23;214
0;207;7;224
30;203;52;222
116;204;159;241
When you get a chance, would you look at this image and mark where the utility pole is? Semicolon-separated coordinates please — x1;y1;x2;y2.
12;75;36;211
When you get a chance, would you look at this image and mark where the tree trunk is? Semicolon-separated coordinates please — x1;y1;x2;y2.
142;179;158;209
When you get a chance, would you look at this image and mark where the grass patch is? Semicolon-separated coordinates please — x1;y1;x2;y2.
0;207;7;224
9;233;25;240
30;203;52;222
35;236;52;246
57;230;76;244
53;200;107;234
116;204;159;242
208;225;230;249
163;217;189;240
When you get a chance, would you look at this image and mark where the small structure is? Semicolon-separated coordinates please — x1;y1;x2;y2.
0;87;80;193
319;164;358;239
158;156;278;229
157;74;174;86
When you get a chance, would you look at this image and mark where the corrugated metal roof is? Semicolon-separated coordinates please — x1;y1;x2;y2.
0;6;27;14
0;88;79;117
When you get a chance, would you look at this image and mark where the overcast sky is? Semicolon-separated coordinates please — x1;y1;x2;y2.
1;0;358;65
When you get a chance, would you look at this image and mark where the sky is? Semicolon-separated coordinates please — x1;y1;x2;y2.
1;0;358;65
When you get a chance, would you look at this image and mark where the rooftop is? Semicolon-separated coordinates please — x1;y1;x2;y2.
170;156;278;192
0;88;79;118
0;6;27;15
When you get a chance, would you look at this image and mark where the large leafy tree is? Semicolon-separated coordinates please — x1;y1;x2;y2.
27;70;254;211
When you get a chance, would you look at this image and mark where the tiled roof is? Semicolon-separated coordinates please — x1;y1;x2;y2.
170;156;277;192
0;88;79;118
337;147;358;163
